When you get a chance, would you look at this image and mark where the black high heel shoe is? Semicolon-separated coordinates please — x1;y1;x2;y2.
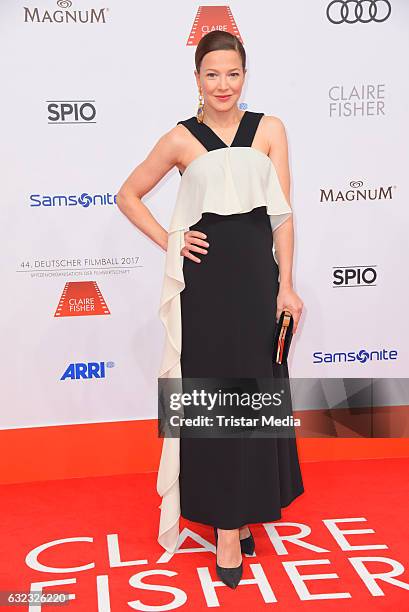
214;527;243;589
240;527;256;555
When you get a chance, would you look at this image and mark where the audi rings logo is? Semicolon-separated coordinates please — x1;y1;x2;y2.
326;0;392;24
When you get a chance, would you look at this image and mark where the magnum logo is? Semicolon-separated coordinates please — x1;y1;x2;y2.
320;181;394;204
24;0;109;24
54;281;110;317
187;6;242;45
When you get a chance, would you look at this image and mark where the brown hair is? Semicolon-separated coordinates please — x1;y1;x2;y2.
195;31;246;73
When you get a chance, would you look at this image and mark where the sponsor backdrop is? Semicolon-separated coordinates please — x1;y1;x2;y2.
1;1;408;431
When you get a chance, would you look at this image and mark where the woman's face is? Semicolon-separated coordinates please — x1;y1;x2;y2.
195;49;246;112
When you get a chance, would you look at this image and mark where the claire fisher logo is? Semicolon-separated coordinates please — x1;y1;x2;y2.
54;281;110;317
320;180;395;204
329;84;386;118
24;0;109;24
326;0;392;24
187;6;242;45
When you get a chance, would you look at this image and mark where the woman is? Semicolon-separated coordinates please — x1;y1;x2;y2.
117;30;304;589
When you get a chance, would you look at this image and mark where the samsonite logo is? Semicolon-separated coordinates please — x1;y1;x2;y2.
313;348;398;364
30;192;117;208
60;361;115;380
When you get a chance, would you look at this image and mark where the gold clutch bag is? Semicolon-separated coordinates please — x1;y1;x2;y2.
272;309;294;364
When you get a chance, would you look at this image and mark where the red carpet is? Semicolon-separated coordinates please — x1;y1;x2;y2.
1;458;408;610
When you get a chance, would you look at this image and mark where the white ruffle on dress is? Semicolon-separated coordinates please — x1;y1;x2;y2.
156;145;292;553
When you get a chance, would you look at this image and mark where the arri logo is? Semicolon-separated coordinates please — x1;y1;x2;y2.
54;281;110;317
60;361;115;380
313;348;398;364
24;0;109;24
30;192;117;207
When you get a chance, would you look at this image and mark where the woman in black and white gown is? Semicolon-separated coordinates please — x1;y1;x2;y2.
117;30;304;590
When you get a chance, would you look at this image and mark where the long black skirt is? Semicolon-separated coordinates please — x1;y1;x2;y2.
179;205;304;529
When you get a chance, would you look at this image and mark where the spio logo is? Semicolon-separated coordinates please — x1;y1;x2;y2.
326;0;392;24
47;100;96;123
333;266;377;287
61;361;115;380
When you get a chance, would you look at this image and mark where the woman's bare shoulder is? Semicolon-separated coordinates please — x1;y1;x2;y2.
139;123;190;175
163;121;193;145
156;122;193;159
260;114;288;154
261;114;287;135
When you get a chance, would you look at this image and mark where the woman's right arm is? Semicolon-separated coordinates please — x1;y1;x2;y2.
116;127;182;252
116;126;209;262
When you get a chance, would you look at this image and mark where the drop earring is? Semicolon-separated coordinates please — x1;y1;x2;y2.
196;89;204;123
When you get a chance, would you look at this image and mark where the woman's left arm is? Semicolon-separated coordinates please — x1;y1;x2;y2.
266;116;303;334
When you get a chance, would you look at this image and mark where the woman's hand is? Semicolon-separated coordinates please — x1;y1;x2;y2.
276;286;303;334
181;230;209;263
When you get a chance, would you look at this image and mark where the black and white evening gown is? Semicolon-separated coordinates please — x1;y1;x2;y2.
156;110;304;553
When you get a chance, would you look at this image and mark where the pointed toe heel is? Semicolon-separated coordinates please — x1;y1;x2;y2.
240;527;256;555
214;527;243;589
